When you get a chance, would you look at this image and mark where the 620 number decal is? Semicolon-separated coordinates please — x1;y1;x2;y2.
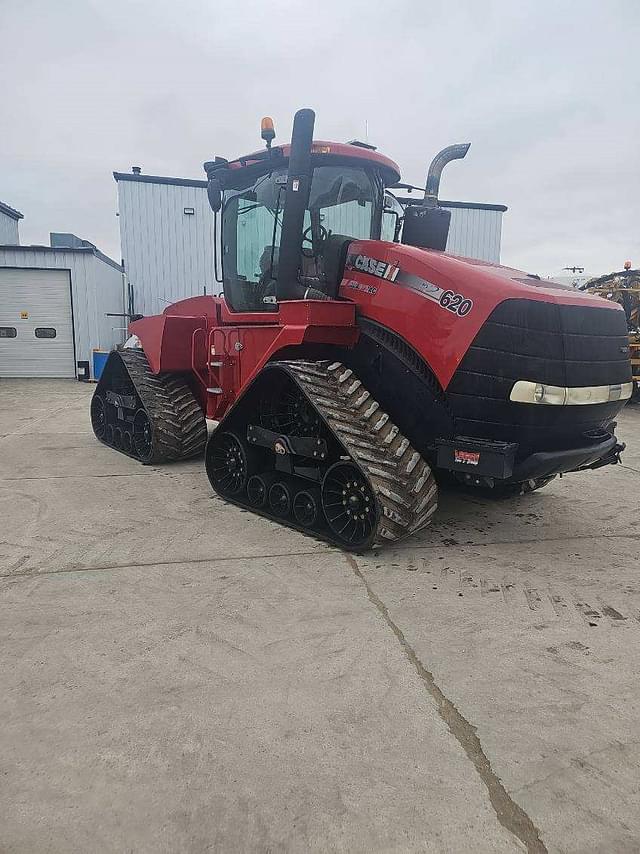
439;290;473;317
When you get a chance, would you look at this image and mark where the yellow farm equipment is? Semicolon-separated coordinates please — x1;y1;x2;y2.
581;264;640;402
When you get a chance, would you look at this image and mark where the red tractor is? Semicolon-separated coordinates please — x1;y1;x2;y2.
91;109;632;550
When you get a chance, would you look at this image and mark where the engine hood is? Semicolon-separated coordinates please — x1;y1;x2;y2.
340;240;626;388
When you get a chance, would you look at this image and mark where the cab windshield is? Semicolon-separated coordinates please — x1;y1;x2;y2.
221;165;381;311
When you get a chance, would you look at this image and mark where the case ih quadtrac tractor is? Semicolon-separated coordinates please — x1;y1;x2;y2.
92;109;632;550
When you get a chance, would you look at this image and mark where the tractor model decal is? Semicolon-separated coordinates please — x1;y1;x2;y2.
345;253;473;317
345;279;378;295
393;269;473;317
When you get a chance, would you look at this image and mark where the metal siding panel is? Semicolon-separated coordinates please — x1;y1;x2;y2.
0;213;19;245
442;207;502;262
118;180;214;315
0;268;75;377
90;254;126;357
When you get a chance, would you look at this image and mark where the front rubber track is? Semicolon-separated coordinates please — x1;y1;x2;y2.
206;360;438;551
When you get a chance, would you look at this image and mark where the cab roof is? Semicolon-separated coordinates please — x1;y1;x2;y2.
221;140;401;187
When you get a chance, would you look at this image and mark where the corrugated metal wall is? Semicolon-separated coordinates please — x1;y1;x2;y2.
116;179;504;311
117;180;214;316
0;247;125;375
0;212;20;245
442;206;502;262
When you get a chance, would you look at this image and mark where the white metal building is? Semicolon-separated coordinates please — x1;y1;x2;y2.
115;173;214;316
115;170;507;316
442;201;505;262
0;237;125;379
0;200;23;245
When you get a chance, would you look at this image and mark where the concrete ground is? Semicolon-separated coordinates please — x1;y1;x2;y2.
1;379;639;854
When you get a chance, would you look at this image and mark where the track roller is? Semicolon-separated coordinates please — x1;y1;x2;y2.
293;487;321;528
246;473;277;508
268;481;293;518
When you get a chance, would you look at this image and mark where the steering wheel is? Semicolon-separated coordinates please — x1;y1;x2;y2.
302;224;328;257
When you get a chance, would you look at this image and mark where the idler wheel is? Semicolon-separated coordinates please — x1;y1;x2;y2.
207;431;251;496
321;462;378;548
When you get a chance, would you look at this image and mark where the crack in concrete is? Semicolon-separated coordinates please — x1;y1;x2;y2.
345;552;548;854
0;548;328;581
0;472;157;482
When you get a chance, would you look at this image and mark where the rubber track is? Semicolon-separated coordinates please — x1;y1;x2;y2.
277;360;438;545
107;349;207;464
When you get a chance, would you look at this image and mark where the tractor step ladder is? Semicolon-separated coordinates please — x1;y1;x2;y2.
205;329;238;418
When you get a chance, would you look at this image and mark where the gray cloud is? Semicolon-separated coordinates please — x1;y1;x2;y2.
1;0;639;275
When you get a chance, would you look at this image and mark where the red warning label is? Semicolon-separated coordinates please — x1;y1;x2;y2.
454;450;480;465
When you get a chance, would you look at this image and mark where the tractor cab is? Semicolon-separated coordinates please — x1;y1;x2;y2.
204;110;470;313
206;134;400;312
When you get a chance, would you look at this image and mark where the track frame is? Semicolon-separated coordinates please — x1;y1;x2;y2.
205;360;438;551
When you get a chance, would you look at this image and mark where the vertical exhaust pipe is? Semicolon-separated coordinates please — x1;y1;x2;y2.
424;143;470;207
402;142;471;252
276;108;316;301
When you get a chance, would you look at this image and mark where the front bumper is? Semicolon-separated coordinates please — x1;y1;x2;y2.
435;430;625;484
508;433;624;482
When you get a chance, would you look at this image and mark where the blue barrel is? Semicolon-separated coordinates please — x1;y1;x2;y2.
92;350;110;380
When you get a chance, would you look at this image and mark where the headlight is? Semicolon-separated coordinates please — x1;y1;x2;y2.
510;380;633;405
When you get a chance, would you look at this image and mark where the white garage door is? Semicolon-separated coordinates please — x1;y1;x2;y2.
0;268;76;378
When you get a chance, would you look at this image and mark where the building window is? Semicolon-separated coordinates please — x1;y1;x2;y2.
0;327;17;338
183;207;195;215
34;327;57;339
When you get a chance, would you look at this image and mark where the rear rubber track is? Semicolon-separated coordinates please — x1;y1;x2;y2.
97;348;207;463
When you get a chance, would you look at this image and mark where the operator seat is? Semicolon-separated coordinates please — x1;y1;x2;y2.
258;235;352;303
320;234;353;298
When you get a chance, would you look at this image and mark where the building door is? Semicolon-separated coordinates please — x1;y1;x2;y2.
0;268;75;378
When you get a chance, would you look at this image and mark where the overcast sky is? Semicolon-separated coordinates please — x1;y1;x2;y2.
1;0;638;275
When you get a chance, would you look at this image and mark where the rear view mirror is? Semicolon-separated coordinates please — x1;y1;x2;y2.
382;209;401;242
207;177;222;213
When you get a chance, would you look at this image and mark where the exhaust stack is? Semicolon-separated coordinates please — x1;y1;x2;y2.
402;142;471;252
424;143;471;207
276;108;317;301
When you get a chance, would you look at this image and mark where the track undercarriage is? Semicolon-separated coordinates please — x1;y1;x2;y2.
205;360;438;551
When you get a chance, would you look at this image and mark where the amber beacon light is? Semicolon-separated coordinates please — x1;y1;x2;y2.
261;117;276;148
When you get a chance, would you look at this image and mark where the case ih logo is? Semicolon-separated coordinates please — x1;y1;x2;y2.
345;254;474;318
454;449;480;465
346;253;400;282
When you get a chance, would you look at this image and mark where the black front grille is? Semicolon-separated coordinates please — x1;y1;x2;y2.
447;299;631;455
